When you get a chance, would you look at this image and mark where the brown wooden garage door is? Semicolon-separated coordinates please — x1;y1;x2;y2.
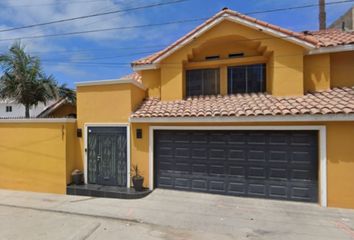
154;130;318;202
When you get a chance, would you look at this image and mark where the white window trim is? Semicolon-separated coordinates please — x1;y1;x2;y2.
84;123;131;188
149;125;327;207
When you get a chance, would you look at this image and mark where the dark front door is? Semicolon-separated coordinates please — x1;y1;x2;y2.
154;130;318;202
88;127;127;186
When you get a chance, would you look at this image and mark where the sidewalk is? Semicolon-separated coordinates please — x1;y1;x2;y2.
0;189;354;239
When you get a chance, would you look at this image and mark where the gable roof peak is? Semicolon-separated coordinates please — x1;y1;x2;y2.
132;8;321;69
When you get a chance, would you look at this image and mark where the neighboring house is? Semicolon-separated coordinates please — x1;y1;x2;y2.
37;98;76;118
330;7;354;30
0;99;54;118
74;8;354;209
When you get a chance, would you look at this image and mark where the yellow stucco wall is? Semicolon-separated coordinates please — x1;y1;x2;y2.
156;20;306;99
330;51;354;87
75;83;146;172
304;54;330;92
0;122;75;194
130;121;354;209
140;69;161;98
326;122;354;209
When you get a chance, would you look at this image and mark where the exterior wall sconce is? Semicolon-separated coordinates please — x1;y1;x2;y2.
136;128;142;139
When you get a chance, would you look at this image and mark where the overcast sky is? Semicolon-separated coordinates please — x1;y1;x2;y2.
0;0;352;88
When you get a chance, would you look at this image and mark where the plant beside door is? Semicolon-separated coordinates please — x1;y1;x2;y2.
131;165;144;191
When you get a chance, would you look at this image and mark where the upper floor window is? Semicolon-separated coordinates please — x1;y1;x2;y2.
186;68;220;97
228;64;266;94
6;106;12;112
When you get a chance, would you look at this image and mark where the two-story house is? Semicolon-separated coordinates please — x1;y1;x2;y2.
75;8;354;209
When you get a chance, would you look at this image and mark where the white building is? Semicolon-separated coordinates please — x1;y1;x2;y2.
0;99;54;118
330;7;354;31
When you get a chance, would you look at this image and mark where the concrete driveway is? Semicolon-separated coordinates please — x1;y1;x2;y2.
0;189;353;240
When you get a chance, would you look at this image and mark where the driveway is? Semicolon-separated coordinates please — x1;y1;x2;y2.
0;189;353;240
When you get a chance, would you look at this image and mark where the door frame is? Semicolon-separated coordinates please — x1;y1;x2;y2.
149;125;327;207
84;123;130;188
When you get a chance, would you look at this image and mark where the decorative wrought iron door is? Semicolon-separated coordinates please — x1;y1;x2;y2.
87;127;127;186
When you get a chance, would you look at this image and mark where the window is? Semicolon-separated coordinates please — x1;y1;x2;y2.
186;68;220;97
6;106;12;112
228;64;266;94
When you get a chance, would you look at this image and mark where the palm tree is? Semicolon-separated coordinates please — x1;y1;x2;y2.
0;42;74;118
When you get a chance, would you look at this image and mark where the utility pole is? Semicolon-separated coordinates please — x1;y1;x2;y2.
319;0;326;30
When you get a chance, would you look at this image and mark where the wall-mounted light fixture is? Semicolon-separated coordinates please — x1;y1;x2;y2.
136;128;142;139
77;128;82;138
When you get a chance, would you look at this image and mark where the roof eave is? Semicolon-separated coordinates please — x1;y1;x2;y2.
75;78;146;90
132;63;159;71
307;44;354;55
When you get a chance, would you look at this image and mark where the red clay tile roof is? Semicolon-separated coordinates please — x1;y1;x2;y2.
132;9;354;66
131;87;354;119
307;29;354;47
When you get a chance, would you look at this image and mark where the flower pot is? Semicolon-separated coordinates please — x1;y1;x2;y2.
71;170;84;185
132;177;144;191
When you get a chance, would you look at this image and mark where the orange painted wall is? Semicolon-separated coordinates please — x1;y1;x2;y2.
156;20;306;99
0;121;75;194
75;83;145;173
330;51;354;87
304;54;331;92
326;122;354;209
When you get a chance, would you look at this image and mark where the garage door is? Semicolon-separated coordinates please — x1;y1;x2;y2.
154;130;318;202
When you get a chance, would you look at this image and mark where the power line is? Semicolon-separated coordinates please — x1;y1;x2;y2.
0;0;189;33
41;50;157;61
0;18;205;41
0;0;352;42
244;0;354;15
0;0;111;8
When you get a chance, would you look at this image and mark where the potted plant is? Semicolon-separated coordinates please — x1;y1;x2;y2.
71;169;83;185
131;165;144;191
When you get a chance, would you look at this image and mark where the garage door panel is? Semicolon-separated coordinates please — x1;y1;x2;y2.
248;183;266;196
209;181;226;192
192;163;208;174
247;167;267;179
247;149;267;162
268;150;288;163
268;133;289;145
209;148;226;160
291;169;315;181
228;182;247;195
190;132;208;143
208;132;227;144
228;149;247;161
269;167;288;180
174;178;190;189
191;179;208;191
248;132;267;144
154;130;318;203
209;165;225;176
228;165;246;176
228;133;247;144
290;133;317;146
